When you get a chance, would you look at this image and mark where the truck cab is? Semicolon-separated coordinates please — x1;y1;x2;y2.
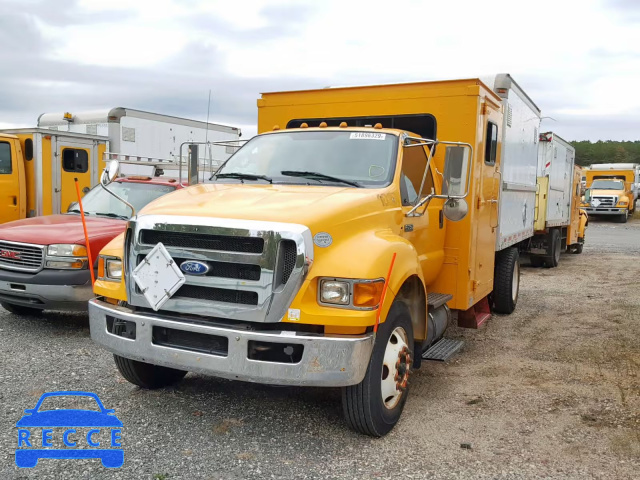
0;176;181;315
583;178;633;223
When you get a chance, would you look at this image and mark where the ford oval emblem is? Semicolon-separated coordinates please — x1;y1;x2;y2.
180;260;209;276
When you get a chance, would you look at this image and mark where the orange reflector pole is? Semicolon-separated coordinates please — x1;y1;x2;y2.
74;178;95;286
374;253;397;334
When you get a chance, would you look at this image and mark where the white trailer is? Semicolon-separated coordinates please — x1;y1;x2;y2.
481;74;541;251
37;108;242;181
537;132;576;227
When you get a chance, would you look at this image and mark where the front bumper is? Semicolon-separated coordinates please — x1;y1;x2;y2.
583;207;625;215
0;268;92;311
89;299;375;387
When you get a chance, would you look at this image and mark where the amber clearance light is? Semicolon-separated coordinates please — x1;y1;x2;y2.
353;281;385;308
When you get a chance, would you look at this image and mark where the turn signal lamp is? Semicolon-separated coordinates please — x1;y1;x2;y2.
98;257;105;278
353;281;384;308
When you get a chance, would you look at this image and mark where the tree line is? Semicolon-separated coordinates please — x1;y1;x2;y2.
570;140;640;167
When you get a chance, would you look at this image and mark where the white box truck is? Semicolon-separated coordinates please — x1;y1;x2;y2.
526;132;579;267
38;108;242;181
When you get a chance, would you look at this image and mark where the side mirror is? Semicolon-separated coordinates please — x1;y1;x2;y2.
101;160;120;186
442;145;471;221
443;198;468;222
442;146;470;197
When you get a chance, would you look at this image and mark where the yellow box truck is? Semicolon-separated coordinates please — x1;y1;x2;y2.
88;76;541;436
0;129;108;224
582;163;639;222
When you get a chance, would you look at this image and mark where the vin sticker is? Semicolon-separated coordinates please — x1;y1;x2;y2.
288;309;301;321
349;132;386;140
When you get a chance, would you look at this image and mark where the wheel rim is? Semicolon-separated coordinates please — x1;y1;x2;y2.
512;260;519;303
380;326;411;410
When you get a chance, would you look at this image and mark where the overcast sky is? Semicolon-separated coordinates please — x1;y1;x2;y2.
1;0;638;141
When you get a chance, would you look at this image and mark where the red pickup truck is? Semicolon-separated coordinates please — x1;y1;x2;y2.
0;176;181;315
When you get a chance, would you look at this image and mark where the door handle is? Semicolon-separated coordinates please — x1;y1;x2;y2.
11;196;17;206
54;188;61;193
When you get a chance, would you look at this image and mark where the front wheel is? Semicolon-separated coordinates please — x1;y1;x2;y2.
543;229;561;268
114;355;187;389
0;302;41;316
342;301;414;437
617;210;629;223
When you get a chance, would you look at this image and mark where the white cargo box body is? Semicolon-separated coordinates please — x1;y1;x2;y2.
538;132;576;228
482;74;541;250
38;108;242;179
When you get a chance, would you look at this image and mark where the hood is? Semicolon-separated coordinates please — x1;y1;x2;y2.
590;188;625;198
0;215;125;245
138;183;397;229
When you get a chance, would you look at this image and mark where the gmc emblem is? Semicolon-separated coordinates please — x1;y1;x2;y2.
0;249;21;260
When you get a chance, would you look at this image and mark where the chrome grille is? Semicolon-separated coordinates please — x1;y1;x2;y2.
127;215;313;323
591;196;616;207
0;241;45;272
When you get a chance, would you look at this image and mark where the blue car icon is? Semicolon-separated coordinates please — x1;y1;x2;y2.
15;391;123;468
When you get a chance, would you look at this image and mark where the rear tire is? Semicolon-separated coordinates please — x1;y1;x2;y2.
493;247;520;314
342;301;414;437
543;229;561;268
114;355;187;389
0;302;41;316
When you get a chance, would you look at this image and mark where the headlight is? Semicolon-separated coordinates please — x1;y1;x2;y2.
319;279;350;305
45;259;87;269
98;256;122;281
47;244;87;257
618;201;628;206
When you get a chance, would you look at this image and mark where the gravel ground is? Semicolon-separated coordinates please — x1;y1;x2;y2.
1;218;639;480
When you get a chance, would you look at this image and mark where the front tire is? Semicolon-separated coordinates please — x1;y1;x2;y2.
114;355;187;389
342;301;414;437
493;247;520;314
0;302;41;316
618;210;629;223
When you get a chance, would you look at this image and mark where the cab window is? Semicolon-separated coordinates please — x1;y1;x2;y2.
62;148;88;173
485;122;498;165
0;142;12;174
401;144;434;206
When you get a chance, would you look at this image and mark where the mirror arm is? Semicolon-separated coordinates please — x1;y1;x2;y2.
406;193;434;217
99;182;136;217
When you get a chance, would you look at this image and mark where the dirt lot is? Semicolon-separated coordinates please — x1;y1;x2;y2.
0;218;638;479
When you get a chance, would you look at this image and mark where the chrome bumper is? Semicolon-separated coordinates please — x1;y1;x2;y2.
89;299;375;387
583;207;624;215
0;280;93;311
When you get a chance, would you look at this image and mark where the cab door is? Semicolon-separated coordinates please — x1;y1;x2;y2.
0;139;26;223
399;142;445;285
55;141;92;213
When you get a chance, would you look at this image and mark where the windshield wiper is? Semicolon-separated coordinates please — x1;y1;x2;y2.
94;212;129;220
280;170;362;188
211;172;273;183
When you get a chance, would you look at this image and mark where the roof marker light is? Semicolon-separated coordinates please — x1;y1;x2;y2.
339;122;347;128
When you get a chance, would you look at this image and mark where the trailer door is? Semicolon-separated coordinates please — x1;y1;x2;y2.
0;139;25;223
55;141;92;213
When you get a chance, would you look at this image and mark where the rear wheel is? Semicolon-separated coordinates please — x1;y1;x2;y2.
572;242;584;254
0;302;41;316
529;255;544;268
543;229;561;268
493;247;520;314
114;355;187;389
342;301;413;437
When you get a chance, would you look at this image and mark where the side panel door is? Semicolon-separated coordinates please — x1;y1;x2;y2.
56;141;92;213
472;111;501;300
0;139;25;223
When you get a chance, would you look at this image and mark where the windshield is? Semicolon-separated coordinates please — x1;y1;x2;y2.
215;130;398;188
591;179;624;190
70;182;176;218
